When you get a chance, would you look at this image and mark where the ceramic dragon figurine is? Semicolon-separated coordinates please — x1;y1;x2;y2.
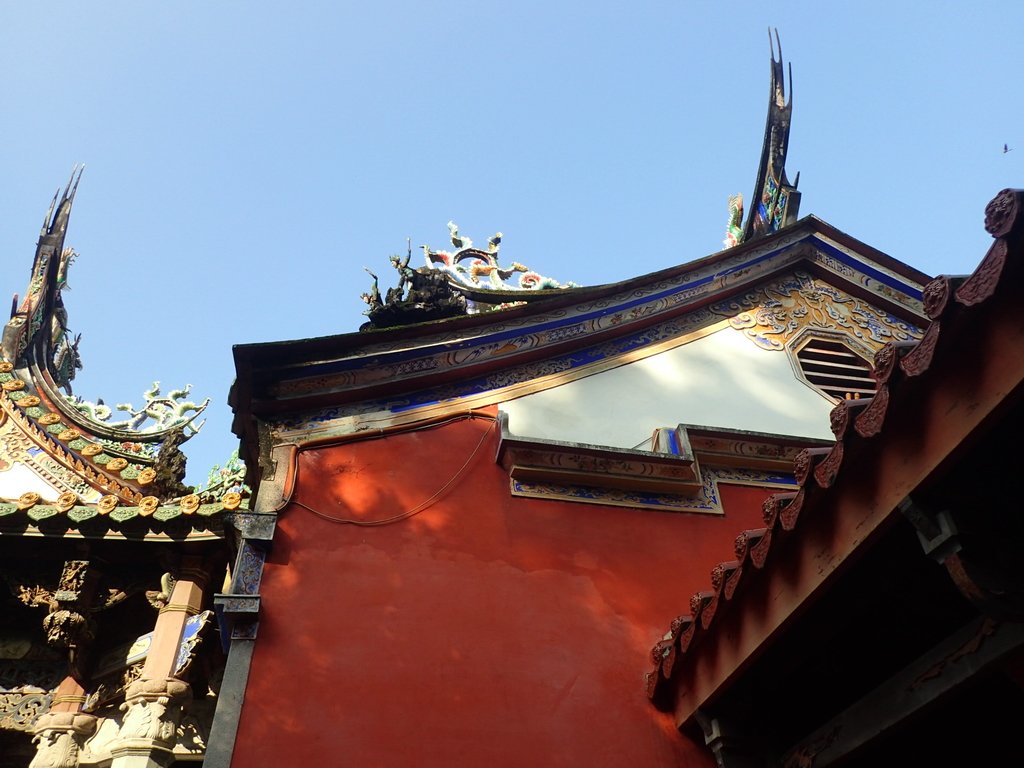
724;194;744;248
422;222;576;291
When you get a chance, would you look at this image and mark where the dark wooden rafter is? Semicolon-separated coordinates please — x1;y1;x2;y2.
781;618;1024;768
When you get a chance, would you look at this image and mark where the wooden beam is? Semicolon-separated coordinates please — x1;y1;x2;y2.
781;617;1024;767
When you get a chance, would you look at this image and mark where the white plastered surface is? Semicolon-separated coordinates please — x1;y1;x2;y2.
500;326;835;447
0;462;62;502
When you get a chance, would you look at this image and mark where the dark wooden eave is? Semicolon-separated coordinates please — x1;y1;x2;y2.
646;188;1024;763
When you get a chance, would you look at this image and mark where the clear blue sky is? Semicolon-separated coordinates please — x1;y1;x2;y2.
1;3;1021;482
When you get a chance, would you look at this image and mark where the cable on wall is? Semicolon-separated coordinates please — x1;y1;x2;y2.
274;411;498;527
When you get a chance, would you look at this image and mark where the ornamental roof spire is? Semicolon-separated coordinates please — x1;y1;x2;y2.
726;29;802;248
358;223;578;330
0;174;247;535
744;29;801;241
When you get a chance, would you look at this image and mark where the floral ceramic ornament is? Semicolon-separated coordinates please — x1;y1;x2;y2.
97;495;119;515
55;492;78;512
137;496;159;517
17;492;40;510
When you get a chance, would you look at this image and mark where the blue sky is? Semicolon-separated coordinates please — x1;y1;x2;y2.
1;3;1021;482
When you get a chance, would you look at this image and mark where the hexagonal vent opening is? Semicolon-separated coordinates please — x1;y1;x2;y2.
795;338;876;401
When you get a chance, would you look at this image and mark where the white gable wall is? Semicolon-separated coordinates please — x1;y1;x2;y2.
500;326;836;448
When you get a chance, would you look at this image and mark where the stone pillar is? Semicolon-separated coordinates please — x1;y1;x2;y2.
109;557;207;768
29;676;98;768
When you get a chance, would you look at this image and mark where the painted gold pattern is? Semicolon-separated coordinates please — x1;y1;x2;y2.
57;428;80;442
137;467;156;485
38;413;61;426
0;361;13;373
0;421;33;467
710;271;922;353
17;395;40;407
180;494;200;515
81;444;102;457
221;492;242;510
2;380;25;391
107;457;128;472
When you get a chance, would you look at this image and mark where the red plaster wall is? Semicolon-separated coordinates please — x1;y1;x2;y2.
231;417;772;767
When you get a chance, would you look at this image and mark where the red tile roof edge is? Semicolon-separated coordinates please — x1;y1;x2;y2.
644;187;1024;708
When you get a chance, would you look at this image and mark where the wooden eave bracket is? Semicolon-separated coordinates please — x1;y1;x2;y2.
694;709;766;768
898;496;961;563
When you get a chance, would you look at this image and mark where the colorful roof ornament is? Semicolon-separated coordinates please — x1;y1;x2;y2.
3;168;82;367
0;172;241;541
723;194;744;248
727;30;801;249
64;382;208;438
359;222;578;330
423;221;577;292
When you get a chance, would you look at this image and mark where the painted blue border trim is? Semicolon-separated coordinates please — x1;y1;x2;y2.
277;234;923;385
813;238;924;299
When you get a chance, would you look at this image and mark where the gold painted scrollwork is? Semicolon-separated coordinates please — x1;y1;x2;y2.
711;272;922;354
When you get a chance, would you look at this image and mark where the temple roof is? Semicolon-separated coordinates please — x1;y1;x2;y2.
224;37;935;521
231;214;930;455
0;172;245;541
357;33;800;335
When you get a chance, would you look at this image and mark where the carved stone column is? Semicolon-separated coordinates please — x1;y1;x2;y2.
109;557;208;768
108;677;191;768
29;677;97;768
